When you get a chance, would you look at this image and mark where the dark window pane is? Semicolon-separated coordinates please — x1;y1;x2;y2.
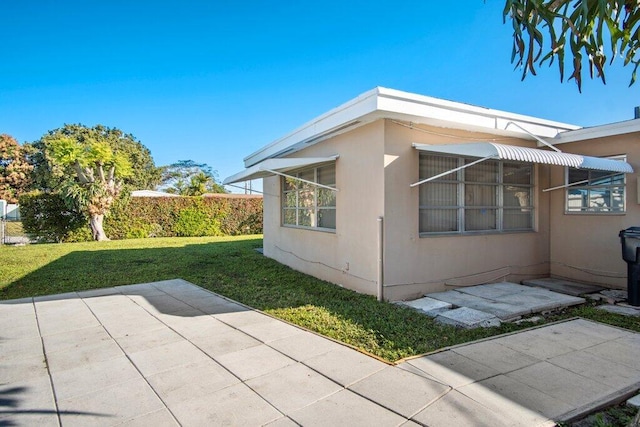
420;209;458;233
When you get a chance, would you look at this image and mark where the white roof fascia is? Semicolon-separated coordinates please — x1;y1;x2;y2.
224;155;339;185
552;118;640;145
413;142;633;173
243;87;579;168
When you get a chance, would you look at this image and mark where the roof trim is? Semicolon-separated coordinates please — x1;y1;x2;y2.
413;142;633;173
243;87;579;168
223;155;339;185
552;118;640;144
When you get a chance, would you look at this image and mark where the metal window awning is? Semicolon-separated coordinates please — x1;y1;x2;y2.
223;155;339;191
411;142;633;187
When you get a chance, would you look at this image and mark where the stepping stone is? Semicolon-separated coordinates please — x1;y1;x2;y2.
600;289;628;302
627;394;640;408
522;278;605;296
398;297;452;317
596;304;640;317
435;307;501;329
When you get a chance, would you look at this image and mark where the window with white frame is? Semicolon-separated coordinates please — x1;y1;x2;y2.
565;156;626;213
282;163;336;230
419;153;534;234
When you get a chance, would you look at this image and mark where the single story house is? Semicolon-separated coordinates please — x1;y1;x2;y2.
224;87;638;301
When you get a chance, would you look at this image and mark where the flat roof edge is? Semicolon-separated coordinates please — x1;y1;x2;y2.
553;118;640;144
243;87;580;167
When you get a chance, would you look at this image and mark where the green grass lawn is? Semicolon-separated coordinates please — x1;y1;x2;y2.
1;235;638;362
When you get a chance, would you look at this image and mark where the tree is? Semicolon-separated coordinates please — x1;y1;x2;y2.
504;0;640;91
159;160;226;196
34;124;159;241
0;134;33;203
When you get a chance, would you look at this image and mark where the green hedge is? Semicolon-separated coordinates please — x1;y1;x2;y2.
19;192;92;243
19;193;262;242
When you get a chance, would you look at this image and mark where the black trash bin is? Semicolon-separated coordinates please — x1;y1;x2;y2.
618;227;640;306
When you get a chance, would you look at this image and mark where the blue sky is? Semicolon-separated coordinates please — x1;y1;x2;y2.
2;1;639;191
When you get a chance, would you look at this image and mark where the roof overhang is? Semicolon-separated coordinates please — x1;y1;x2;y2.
413;142;633;173
243;87;579;168
552;118;640;145
223;155;339;185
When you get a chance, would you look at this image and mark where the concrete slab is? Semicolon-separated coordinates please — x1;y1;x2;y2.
494;329;577;360
128;339;210;377
412;389;514;427
522;278;606;296
456;282;527;299
304;345;387;387
403;350;500;389
269;330;343;362
399;297;453;316
2;281;639;426
215;343;296;381
597;304;640;316
57;377;165;427
169;382;283;426
506;361;616;408
289;389;407;427
238;318;303;343
246;362;342;413
451;340;541;373
435;307;501;328
458;377;563;425
585;335;640;370
548;350;640;389
600;289;628;302
0;376;58;427
426;282;586;322
627;394;640;408
190;327;262;357
146;359;239;405
50;355;140;401
349;366;449;417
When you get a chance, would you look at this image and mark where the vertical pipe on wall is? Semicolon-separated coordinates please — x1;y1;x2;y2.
377;216;384;301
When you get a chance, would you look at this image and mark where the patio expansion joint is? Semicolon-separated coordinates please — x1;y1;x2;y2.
32;298;63;427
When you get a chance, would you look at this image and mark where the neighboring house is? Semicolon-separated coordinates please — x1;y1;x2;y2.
224;87;637;301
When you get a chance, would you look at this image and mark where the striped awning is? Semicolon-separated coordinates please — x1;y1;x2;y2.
413;142;633;173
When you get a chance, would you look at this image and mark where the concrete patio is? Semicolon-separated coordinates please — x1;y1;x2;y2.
1;279;639;426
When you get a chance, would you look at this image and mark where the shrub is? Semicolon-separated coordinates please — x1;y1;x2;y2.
20;193;263;241
174;205;222;237
19;192;91;243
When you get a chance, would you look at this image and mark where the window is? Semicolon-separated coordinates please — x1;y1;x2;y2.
419;153;534;234
566;156;626;213
282;163;336;230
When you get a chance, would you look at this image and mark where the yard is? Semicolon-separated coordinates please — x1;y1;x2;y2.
1;235;639;363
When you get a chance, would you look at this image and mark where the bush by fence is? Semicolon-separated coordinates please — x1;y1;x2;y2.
19;192;263;242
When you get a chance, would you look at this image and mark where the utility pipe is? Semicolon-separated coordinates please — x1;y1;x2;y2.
377;216;384;302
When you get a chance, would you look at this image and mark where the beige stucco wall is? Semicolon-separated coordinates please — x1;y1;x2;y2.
549;133;640;289
381;120;552;301
263;121;386;295
263;119;637;301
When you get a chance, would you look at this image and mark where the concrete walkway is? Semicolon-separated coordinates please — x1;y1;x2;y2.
1;280;639;426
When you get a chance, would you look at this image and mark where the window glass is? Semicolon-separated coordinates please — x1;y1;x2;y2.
565;156;626;213
419;153;533;235
281;163;336;231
